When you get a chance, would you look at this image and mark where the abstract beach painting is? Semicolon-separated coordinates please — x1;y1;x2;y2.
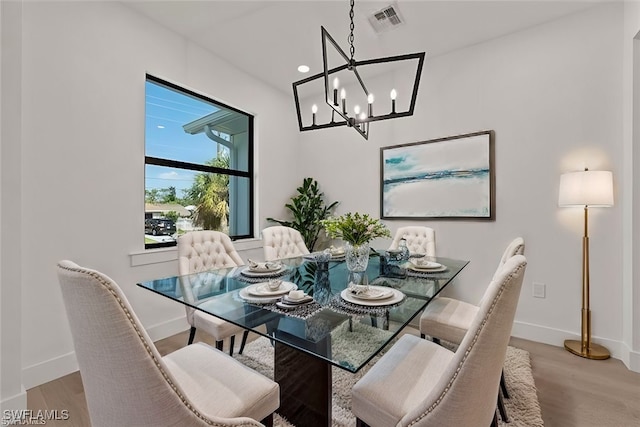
380;131;494;219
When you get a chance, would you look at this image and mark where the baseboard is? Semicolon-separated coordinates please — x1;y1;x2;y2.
0;390;27;412
22;316;189;389
512;320;639;372
145;315;190;342
620;341;640;372
22;351;78;390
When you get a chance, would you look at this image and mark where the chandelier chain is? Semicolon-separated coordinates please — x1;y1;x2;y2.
348;0;355;61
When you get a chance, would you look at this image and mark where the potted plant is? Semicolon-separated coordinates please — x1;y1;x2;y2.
320;212;391;273
266;177;339;251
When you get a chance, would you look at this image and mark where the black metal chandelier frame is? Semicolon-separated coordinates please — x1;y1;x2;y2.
292;0;425;140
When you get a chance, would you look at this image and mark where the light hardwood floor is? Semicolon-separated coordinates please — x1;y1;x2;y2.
27;331;640;427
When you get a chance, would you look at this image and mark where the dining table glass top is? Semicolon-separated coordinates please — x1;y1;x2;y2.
138;252;468;373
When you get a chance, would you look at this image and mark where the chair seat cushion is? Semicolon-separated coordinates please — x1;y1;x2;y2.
163;342;279;422
352;335;454;427
420;297;478;345
192;307;245;341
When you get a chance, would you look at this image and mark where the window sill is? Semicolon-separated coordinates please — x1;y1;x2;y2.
130;238;263;267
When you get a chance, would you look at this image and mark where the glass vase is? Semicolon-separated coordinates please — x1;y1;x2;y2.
345;242;370;273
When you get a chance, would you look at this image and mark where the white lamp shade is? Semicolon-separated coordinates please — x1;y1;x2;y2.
558;170;614;207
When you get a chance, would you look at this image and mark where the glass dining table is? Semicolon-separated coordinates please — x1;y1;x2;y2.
138;252;468;427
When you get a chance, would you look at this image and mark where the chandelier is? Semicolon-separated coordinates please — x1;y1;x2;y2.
292;0;425;140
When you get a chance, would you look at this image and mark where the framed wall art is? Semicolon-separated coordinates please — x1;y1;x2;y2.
380;130;495;220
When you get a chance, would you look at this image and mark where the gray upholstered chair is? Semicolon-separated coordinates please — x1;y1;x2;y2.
57;260;279;427
261;226;310;261
352;255;527;427
178;230;249;355
419;236;525;421
388;226;436;256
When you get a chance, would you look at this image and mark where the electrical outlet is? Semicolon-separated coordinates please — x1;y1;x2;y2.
532;282;546;298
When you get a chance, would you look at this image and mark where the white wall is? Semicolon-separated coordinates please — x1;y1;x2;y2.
0;0;27;413
15;0;299;389
623;0;640;371
300;3;632;362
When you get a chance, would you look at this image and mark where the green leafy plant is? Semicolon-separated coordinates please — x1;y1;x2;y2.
266;177;339;251
320;212;391;246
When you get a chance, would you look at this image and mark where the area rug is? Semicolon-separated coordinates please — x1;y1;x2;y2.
235;336;544;427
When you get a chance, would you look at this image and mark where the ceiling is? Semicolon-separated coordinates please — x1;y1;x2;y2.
123;1;600;96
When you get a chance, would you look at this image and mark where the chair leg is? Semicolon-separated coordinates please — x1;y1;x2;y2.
215;340;223;351
260;413;273;427
490;409;499;427
497;391;509;423
187;327;196;345
500;369;510;398
229;335;236;356
238;330;249;354
356;418;371;427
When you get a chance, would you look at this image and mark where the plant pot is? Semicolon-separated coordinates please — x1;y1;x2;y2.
345;242;370;273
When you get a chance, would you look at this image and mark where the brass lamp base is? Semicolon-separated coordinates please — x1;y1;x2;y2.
564;339;610;360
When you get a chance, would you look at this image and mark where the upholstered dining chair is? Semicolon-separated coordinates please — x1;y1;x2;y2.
352;255;527;427
261;226;310;261
178;230;249;355
419;236;525;421
388;226;436;256
57;260;279;427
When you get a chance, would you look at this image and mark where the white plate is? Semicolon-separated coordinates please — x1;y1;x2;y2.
408;264;447;273
409;260;442;269
238;286;295;303
240;267;286;277
348;286;394;301
340;287;405;306
246;281;296;296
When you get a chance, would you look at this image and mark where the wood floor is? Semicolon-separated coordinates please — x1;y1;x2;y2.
27;330;640;427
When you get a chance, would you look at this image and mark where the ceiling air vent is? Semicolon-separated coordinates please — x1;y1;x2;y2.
367;3;405;34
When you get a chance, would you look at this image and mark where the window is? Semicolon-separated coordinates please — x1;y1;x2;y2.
144;75;254;249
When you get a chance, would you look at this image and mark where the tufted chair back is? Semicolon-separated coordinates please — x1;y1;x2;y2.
178;231;244;327
262;226;310;261
388;226;436;256
178;231;244;275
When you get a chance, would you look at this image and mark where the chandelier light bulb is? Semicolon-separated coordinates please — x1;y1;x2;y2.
312;104;318;113
340;88;346;100
333;77;340;89
368;94;374;104
390;89;397;100
359;112;367;121
354;105;361;115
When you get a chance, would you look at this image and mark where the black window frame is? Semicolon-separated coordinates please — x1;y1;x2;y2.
144;74;254;249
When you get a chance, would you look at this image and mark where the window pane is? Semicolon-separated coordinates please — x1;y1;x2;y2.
144;76;254;249
145;80;250;173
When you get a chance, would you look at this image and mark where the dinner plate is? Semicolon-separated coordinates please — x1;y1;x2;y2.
240;267;286;277
408;264;448;273
348;286;394;301
409;260;442;269
340;287;405;306
246;281;296;296
238;288;282;303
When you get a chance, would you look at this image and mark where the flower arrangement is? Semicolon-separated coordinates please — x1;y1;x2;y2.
320;212;391;246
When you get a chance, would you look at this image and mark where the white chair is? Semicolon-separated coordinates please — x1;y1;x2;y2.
352;255;527;427
419;237;525;421
261;226;310;261
178;230;249;355
388;226;436;256
57;260;279;427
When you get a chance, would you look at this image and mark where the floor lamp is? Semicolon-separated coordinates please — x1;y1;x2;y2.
558;168;613;360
